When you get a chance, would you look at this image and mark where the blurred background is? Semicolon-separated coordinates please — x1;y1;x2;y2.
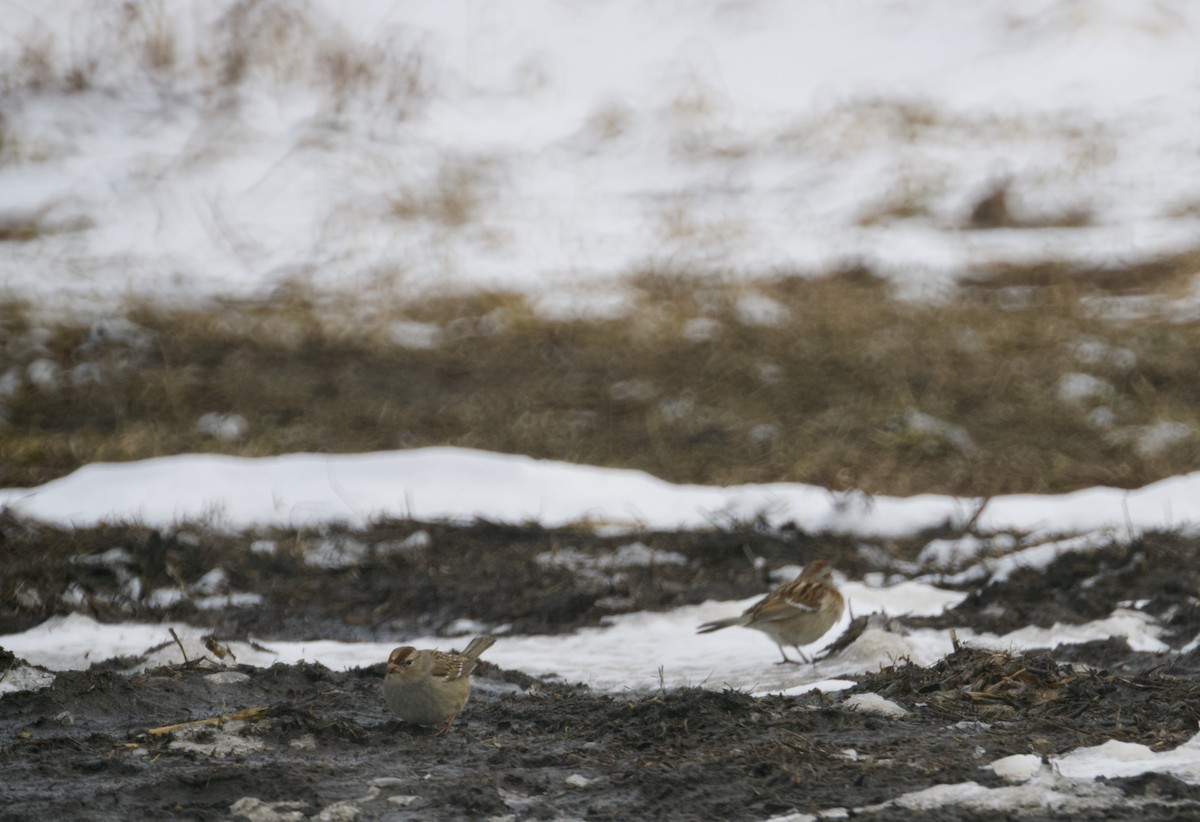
2;0;1199;494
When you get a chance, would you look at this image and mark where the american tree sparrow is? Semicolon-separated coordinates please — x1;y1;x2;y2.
697;560;845;664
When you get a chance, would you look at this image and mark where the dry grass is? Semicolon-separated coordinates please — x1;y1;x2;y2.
390;157;492;228
1;0;429;118
962;248;1200;296
856;182;937;227
964;179;1093;230
3;262;1200;496
0;213;45;243
0;205;91;243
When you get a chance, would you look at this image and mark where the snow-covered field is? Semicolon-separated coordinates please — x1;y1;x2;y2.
2;0;1199;312
5;0;1200;814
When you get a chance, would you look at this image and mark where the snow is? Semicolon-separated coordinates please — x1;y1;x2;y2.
847;733;1200;818
0;573;1161;694
1;442;1195;802
842;693;908;718
1055;733;1200;783
3;0;1200;313
1056;372;1115;406
0;663;55;697
1;615;197;671
975;608;1168;654
4;1;1200;808
3;447;1200;538
987;754;1043;783
853;771;1124;815
0;575;962;691
934;531;1126;585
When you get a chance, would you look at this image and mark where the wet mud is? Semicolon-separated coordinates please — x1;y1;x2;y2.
3;520;1200;819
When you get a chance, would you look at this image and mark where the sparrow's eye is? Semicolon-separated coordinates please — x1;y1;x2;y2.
403;659;413;667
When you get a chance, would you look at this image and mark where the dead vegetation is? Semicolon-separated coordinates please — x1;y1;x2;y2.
962;247;1200;296
0;212;46;243
0;0;430;117
390;156;493;228
964;178;1093;230
856;644;1200;750
0;205;91;243
3;257;1200;494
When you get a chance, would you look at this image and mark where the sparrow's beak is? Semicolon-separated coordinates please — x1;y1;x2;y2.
386;661;398;674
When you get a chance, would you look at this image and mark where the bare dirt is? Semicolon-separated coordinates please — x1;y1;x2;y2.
3;521;1200;820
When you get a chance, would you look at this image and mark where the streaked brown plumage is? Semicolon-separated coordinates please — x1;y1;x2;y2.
697;560;845;664
383;635;496;734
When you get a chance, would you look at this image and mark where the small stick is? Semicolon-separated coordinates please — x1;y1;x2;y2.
0;653;17;685
950;628;961;652
961;496;991;534
168;628;189;664
146;705;269;736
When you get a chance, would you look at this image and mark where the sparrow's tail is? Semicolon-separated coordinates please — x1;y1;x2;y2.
696;616;747;634
461;634;498;660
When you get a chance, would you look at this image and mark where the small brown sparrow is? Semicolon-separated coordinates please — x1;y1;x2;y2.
383;635;497;735
697;560;845;664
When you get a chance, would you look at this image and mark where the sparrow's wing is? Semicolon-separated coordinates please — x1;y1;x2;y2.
430;651;472;681
755;577;830;619
750;595;815;624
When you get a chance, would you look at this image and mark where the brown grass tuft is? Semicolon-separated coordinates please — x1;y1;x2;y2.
965;179;1093;230
390;157;492;228
962;249;1200;296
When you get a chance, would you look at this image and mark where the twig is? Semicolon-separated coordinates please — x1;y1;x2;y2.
0;653;18;685
961;496;991;534
146;705;270;736
169;628;189;664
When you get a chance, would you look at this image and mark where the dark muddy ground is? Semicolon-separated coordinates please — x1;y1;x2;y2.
4;520;1200;819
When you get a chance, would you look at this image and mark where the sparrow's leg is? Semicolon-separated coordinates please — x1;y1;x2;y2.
775;647;802;665
794;646;813;664
435;712;459;737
